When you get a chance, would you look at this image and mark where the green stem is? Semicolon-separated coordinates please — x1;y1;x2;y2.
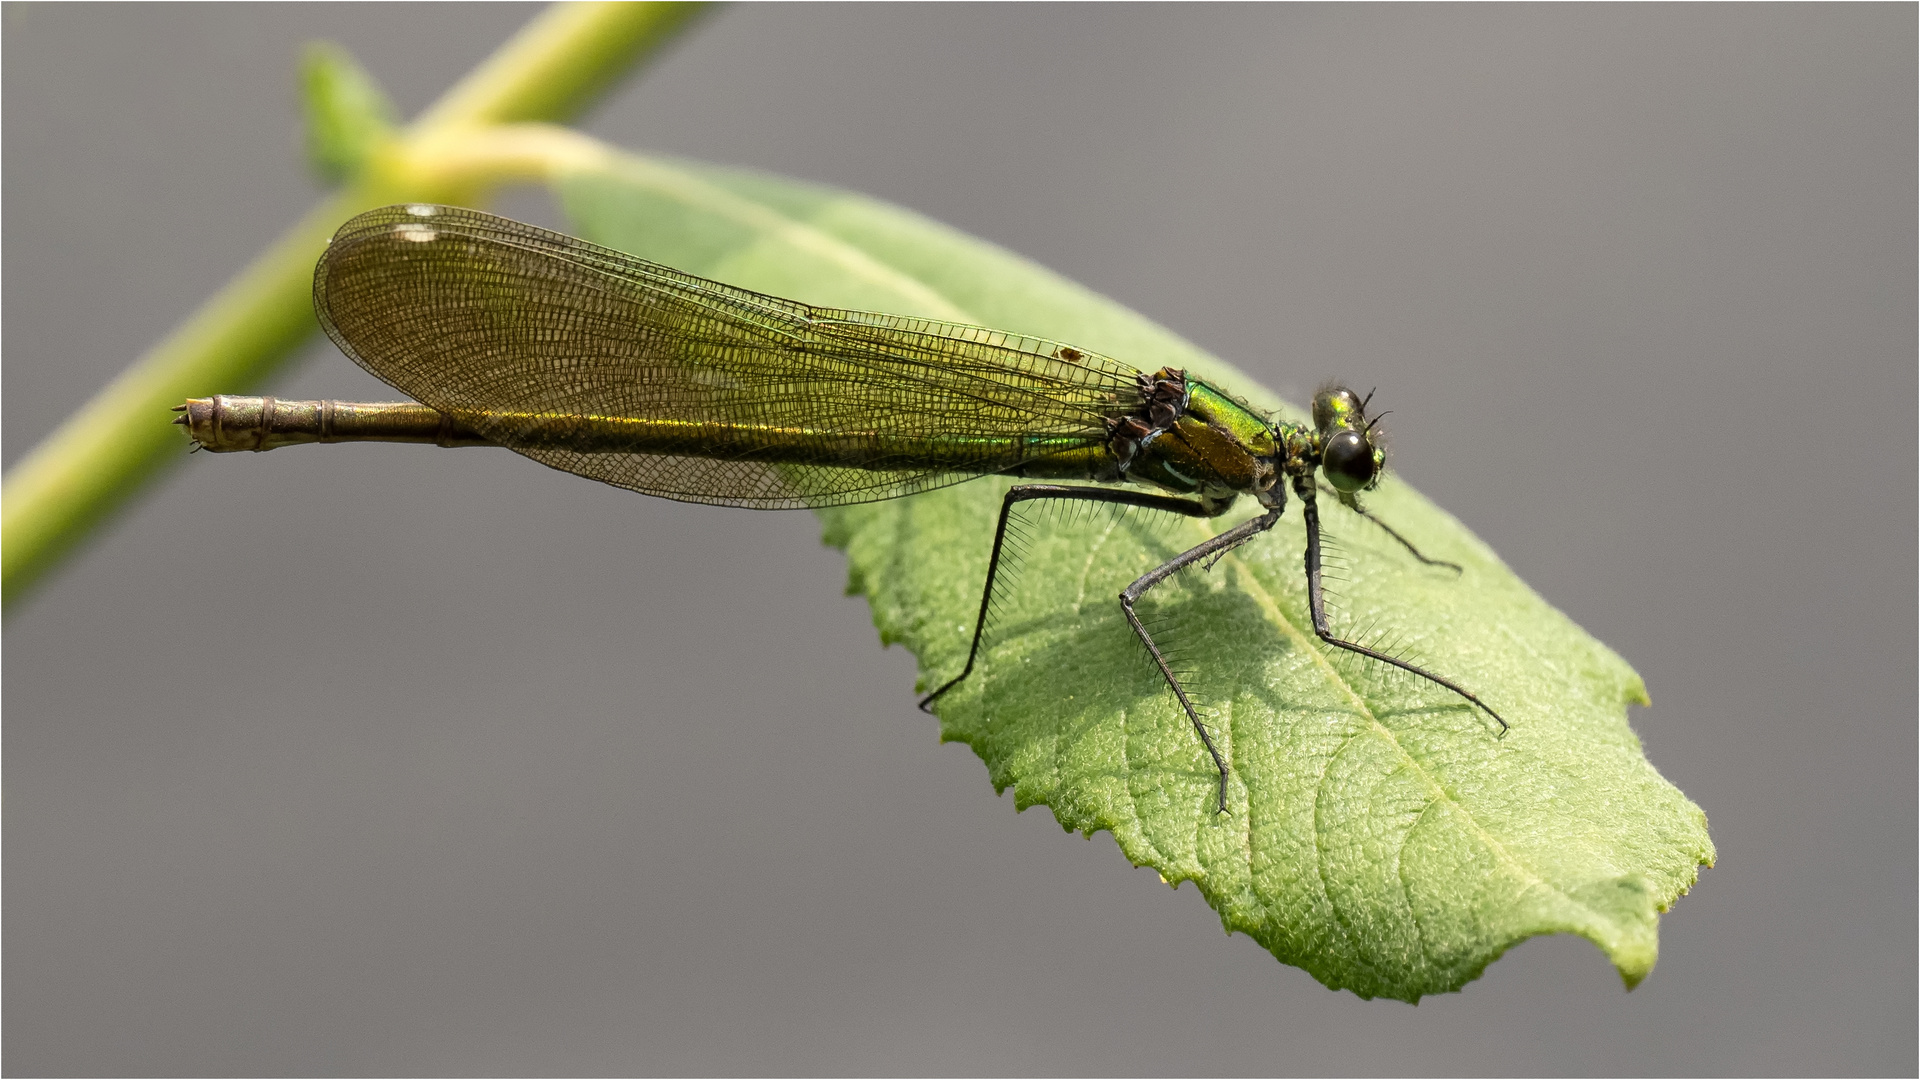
1;1;709;610
415;1;707;131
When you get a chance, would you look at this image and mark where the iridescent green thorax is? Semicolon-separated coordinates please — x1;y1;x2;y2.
1185;379;1275;458
1117;371;1280;502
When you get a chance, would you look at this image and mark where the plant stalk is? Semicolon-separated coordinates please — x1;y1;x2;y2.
1;1;709;610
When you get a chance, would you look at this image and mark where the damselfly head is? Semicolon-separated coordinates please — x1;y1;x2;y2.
1312;385;1387;494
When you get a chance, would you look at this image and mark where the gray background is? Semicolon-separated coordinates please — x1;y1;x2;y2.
5;4;1913;1075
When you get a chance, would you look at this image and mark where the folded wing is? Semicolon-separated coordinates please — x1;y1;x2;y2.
315;204;1141;508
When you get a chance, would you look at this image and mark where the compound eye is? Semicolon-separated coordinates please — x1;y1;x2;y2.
1313;387;1364;432
1322;428;1377;493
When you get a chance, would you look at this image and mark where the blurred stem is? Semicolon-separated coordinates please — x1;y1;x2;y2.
1;1;708;611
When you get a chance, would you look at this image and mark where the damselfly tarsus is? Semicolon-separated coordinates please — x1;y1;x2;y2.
177;204;1506;812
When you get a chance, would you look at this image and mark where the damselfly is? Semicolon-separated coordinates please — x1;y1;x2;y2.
177;204;1506;811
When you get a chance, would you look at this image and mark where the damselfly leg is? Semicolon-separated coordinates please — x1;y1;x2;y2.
922;478;1506;816
920;483;1269;815
1319;485;1464;574
1297;480;1509;735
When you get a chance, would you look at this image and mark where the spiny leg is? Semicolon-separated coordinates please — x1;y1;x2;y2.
1119;505;1287;815
1317;483;1462;573
1299;483;1508;734
919;485;1229;712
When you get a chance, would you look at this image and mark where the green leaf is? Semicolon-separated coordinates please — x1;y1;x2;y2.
555;151;1715;1001
300;41;398;185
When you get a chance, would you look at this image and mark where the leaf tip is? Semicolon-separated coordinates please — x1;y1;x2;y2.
1613;936;1658;990
1627;675;1652;707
